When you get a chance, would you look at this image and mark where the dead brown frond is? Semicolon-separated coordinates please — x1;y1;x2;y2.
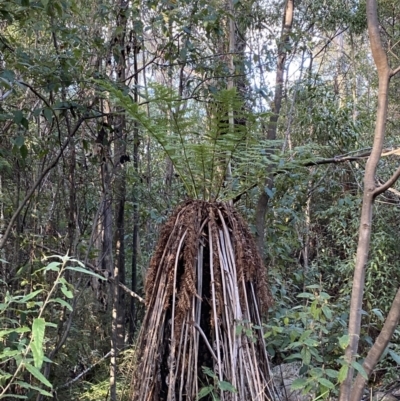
131;200;276;401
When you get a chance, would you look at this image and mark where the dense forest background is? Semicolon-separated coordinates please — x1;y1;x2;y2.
1;0;400;399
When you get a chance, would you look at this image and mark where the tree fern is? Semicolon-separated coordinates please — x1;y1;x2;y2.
99;80;278;201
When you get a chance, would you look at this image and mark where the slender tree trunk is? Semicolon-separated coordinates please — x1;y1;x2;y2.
350;287;400;401
110;0;129;399
338;1;400;400
255;0;294;256
129;31;140;343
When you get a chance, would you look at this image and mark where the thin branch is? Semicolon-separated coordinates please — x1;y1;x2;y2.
0;119;80;249
55;351;112;391
373;164;400;197
35;244;145;303
350;287;400;401
312;27;349;61
391;65;400;77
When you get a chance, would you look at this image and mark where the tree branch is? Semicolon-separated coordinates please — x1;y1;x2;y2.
55;351;112;391
390;65;400;77
35;244;145;303
350;287;400;401
0;115;97;250
373;164;400;197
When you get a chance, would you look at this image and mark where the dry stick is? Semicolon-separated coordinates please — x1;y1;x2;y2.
240;281;262;400
167;229;188;401
55;351;112;391
193;323;218;362
139;276;167;399
217;229;236;394
178;317;189;401
208;224;223;385
350;287;400;401
194;245;203;399
219;212;250;399
185;309;194;399
250;283;279;400
138;217;186;395
218;212;242;398
220;212;264;398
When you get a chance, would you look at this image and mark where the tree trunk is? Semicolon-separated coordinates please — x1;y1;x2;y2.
338;1;400;400
110;0;129;399
129;30;140;343
255;0;294;256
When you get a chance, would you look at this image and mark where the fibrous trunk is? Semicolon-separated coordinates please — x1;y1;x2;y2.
131;200;275;401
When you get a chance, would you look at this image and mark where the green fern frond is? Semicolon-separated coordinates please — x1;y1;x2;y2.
98;80;280;200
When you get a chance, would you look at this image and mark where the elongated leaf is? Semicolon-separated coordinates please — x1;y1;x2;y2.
44;262;61;272
24;363;52;388
317;377;335;389
351;361;368;379
60;285;73;299
65;265;106;280
49;298;72;311
291;378;307;390
324;369;338;379
389;349;400;365
0;326;30;339
15;381;53;396
338;365;348;383
31;318;45;368
339;335;349;349
197;386;213;400
17;290;43;303
218;381;237;393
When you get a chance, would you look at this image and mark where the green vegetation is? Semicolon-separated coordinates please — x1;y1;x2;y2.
1;0;400;400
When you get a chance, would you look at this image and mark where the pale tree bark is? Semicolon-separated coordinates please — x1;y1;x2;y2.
255;0;294;255
350;287;400;401
338;1;400;400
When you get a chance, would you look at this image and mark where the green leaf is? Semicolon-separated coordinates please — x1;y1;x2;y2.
17;290;43;303
24;363;52;388
297;292;314;299
202;366;217;379
49;298;72;311
20;144;28;159
14;381;53;397
13;111;23;125
31;318;45;369
218;381;237;393
388;349;400;365
21;118;29;130
351;361;368;379
324;369;338;379
14;135;24;147
60;284;73;299
321;305;332;320
317;377;334;389
339;335;350;349
43;108;53;122
44;261;61;272
0;326;30;339
197;386;213;400
302;347;311;365
290;378;307;390
65;265;106;280
338;365;348;383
